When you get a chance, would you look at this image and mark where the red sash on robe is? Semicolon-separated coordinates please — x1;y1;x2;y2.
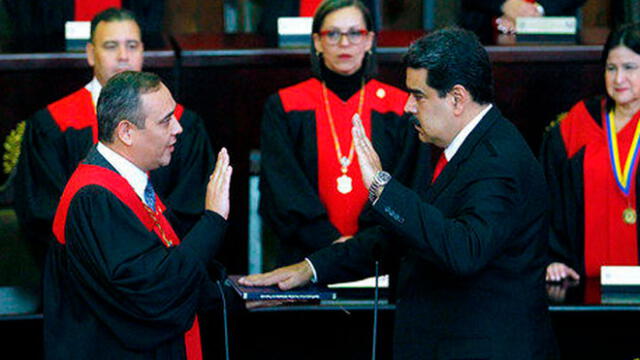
48;87;185;144
74;0;122;21
52;163;202;360
279;79;407;237
560;100;640;277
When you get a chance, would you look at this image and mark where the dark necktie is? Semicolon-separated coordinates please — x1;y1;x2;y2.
144;181;156;211
432;153;448;183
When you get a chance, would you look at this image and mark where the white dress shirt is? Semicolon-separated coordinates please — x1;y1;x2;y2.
442;104;492;161
96;142;151;207
85;77;102;110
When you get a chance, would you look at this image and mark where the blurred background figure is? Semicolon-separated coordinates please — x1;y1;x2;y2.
460;0;587;44
256;0;379;46
259;0;424;267
542;23;640;283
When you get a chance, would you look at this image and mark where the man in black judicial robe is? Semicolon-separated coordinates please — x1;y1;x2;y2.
45;71;232;359
241;28;556;360
13;8;215;271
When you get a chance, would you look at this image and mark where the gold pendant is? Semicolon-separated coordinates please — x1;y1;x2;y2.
623;207;637;225
337;175;353;194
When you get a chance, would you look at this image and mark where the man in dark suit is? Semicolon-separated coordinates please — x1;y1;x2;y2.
241;27;556;360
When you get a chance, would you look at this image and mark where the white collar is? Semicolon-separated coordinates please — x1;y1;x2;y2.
443;104;492;161
96;142;148;202
85;77;102;110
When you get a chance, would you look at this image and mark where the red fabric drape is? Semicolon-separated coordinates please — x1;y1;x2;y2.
299;0;323;17
74;0;122;21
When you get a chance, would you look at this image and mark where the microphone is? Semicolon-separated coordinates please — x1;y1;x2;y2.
216;280;230;360
371;242;383;360
209;261;230;360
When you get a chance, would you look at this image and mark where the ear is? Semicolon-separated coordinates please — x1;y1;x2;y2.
313;33;323;55
450;84;469;116
115;120;135;146
86;42;95;67
364;31;375;53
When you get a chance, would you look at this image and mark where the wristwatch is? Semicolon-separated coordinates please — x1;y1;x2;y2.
368;170;391;203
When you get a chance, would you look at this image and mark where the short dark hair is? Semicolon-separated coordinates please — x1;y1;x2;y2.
310;0;377;79
602;22;640;64
403;27;494;104
97;71;161;143
90;7;138;43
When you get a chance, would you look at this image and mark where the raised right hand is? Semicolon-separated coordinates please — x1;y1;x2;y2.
205;148;232;219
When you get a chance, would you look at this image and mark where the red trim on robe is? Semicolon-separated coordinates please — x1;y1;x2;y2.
48;88;99;143
175;103;185;121
279;79;407;236
559;100;640;277
299;0;323;16
74;0;122;21
47;88;187;144
52;163;202;360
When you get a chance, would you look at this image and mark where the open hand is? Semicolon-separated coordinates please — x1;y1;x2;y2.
205;148;233;219
352;113;382;189
239;261;313;290
546;262;580;282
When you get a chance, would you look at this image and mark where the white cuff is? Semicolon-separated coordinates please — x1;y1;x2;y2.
305;258;318;283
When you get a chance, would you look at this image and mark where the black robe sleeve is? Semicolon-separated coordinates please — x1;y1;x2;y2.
61;185;227;351
13;109;92;255
539;122;586;275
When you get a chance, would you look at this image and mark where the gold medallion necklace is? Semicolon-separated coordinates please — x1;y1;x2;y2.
321;79;365;194
606;107;640;225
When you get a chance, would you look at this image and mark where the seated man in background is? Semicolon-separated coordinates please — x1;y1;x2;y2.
45;70;232;359
13;7;215;272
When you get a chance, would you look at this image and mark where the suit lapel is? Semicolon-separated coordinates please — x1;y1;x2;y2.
427;106;500;202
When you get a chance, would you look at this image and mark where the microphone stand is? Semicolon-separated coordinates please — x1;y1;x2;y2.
216;280;230;360
371;259;380;360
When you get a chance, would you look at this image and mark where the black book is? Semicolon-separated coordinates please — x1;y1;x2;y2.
227;275;337;301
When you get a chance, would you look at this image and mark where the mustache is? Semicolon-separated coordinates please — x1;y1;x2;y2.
407;114;420;128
